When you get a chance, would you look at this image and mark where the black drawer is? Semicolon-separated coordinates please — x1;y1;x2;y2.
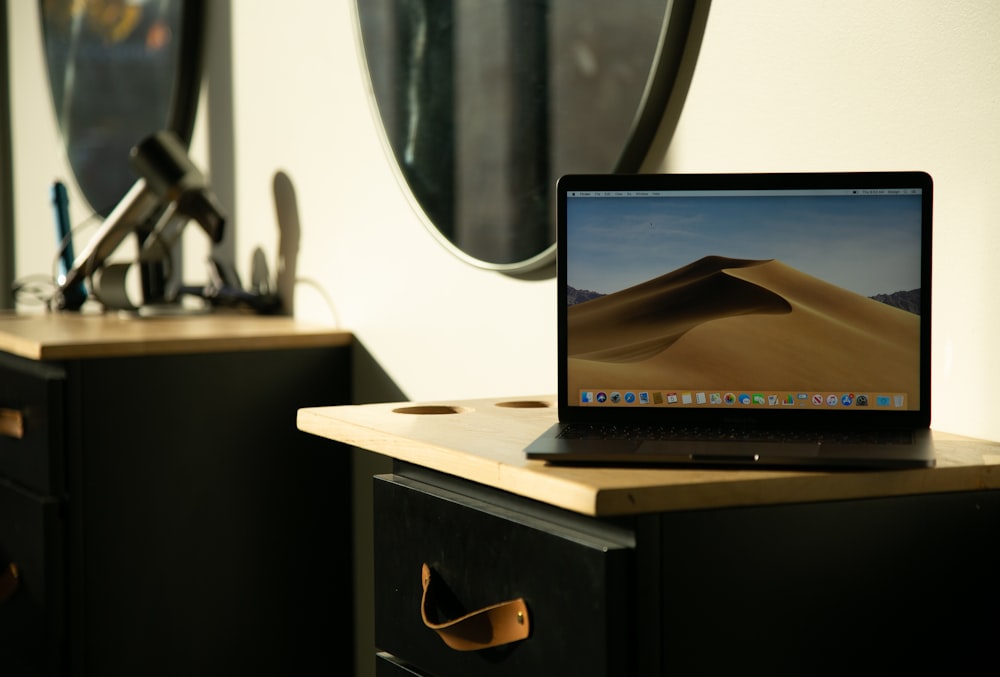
0;478;65;675
651;490;1000;676
374;471;635;677
376;652;428;676
0;353;66;497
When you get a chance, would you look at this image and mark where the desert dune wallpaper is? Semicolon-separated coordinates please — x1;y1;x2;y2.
565;191;924;409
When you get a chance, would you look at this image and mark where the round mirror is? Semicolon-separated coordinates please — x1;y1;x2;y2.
355;0;697;274
39;0;205;217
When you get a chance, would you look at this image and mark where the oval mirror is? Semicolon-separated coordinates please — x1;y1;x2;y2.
39;0;205;218
355;0;697;274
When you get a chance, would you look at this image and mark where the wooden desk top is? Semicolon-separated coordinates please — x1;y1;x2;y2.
298;395;1000;517
0;311;351;360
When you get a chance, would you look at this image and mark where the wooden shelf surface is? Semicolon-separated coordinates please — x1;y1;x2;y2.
298;395;1000;517
0;311;351;360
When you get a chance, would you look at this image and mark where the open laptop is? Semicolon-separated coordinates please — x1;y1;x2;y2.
525;171;935;469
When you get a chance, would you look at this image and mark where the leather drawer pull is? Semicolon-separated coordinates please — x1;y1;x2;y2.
0;408;24;440
0;563;19;604
420;563;530;651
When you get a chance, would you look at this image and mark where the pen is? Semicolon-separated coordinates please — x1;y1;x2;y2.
51;180;88;309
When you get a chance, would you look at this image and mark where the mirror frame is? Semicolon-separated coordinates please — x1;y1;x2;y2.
166;0;205;150
353;0;699;276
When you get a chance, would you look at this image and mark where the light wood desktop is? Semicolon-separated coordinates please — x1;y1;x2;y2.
297;394;1000;516
0;311;349;360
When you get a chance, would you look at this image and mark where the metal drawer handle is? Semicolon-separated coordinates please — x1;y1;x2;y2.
0;407;25;440
0;563;19;604
420;562;530;651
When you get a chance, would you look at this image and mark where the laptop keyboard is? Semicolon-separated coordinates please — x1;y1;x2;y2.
558;423;914;445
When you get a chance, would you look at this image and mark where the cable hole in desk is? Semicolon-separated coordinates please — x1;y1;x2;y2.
495;400;551;409
392;405;470;415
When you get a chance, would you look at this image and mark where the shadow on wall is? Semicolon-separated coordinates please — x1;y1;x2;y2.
353;339;408;404
271;169;406;406
272;170;300;315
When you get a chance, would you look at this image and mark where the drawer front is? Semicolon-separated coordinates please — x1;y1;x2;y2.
652;490;1000;676
374;472;635;677
0;354;66;496
0;479;65;675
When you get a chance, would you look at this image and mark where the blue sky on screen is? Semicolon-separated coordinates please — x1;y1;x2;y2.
566;193;923;298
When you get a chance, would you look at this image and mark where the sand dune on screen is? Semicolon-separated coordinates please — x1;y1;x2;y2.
568;256;920;399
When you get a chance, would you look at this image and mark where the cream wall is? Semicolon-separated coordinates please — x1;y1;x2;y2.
220;1;560;405
10;1;1000;440
243;0;996;440
13;0;1000;441
652;1;1000;444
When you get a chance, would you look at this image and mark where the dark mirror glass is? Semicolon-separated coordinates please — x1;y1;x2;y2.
39;0;203;217
356;0;695;273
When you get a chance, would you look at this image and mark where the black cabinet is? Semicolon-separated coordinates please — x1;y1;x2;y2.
0;352;67;673
299;394;1000;677
0;339;352;675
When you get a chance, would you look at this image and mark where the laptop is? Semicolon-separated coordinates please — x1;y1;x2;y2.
525;171;935;469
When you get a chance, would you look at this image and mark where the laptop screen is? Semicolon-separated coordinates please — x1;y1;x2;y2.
558;172;933;427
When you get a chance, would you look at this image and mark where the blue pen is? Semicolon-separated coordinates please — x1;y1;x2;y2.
51;180;88;309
